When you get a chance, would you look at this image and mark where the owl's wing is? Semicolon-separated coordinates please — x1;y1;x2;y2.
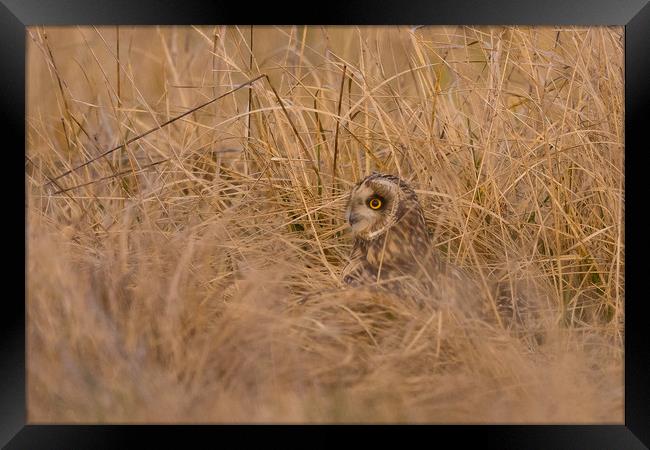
421;251;543;338
491;275;547;337
413;250;488;311
341;242;376;286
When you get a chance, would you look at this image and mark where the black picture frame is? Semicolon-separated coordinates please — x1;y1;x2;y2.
3;1;648;448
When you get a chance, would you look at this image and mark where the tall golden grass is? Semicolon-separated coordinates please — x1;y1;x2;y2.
26;25;624;423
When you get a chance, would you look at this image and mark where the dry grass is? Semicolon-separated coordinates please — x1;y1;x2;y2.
26;25;624;423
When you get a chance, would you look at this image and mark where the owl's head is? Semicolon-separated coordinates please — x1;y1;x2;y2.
345;172;422;241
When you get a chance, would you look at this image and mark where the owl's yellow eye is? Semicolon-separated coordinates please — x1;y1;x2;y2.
368;198;382;210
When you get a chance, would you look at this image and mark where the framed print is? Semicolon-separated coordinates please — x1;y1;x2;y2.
3;0;649;448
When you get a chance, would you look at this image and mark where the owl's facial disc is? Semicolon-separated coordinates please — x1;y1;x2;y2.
346;180;398;238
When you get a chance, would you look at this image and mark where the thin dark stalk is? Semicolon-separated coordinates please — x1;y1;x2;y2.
53;159;169;195
43;29;73;153
26;155;91;217
332;65;347;190
46;74;266;187
264;75;319;177
116;25;121;108
247;26;254;143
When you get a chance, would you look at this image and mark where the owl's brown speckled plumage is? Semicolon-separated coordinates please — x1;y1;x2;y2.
341;173;530;327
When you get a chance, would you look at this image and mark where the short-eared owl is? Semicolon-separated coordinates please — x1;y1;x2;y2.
342;172;526;326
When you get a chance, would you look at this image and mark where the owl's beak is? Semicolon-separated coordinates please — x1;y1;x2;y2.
348;212;361;226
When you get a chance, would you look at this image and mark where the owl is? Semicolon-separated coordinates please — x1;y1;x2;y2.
341;172;531;328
